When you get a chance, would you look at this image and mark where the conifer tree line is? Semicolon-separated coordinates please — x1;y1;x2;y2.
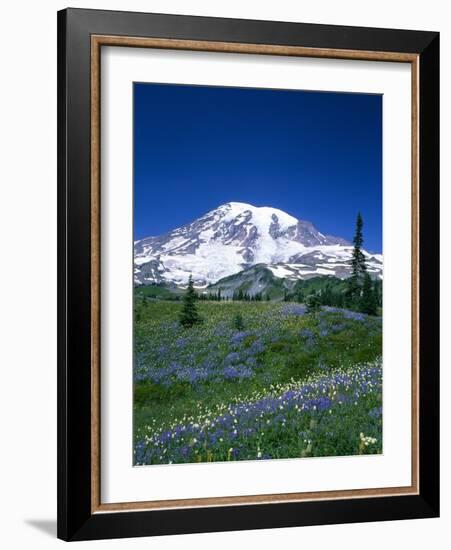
293;279;382;311
197;289;265;302
288;213;381;315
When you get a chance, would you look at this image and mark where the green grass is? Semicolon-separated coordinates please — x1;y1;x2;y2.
135;284;183;300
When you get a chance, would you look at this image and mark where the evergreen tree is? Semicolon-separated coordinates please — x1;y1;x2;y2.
233;313;244;331
179;275;201;327
373;279;382;308
352;212;367;277
321;285;332;306
360;273;378;315
306;292;321;314
347;212;367;306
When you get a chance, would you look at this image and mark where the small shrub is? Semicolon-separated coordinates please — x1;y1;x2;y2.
306;292;321;314
233;313;244;331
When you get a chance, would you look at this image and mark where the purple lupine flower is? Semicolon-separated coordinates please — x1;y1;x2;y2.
223;364;254;381
282;304;307;317
249;339;265;354
224;351;241;365
299;328;315;339
369;406;383;419
176;338;187;348
230;331;251;345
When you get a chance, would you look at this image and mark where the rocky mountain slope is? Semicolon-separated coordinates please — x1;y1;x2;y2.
134;202;382;286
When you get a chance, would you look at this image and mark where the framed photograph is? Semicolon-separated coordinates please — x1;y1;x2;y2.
57;8;439;541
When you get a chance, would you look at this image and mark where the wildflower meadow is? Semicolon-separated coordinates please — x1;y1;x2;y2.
133;298;382;465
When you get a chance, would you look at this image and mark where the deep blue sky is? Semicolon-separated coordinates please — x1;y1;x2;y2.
134;83;382;252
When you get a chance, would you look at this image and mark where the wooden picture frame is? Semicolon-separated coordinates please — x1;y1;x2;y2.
57;7;439;541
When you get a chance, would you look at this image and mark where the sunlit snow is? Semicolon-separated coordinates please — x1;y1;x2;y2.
134;202;383;285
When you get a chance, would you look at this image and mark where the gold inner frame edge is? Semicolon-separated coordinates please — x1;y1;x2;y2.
90;35;420;514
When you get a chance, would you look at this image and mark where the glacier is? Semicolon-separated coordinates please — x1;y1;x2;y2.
134;202;382;286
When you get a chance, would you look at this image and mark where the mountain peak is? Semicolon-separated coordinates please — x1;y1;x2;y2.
221;201;252;210
216;202;299;228
134;202;379;286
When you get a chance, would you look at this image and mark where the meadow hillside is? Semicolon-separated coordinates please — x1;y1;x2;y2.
133;298;382;465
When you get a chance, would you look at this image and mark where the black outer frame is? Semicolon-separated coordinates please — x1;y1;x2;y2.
57;8;439;542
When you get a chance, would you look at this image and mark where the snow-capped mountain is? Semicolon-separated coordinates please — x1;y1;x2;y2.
134;202;382;286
